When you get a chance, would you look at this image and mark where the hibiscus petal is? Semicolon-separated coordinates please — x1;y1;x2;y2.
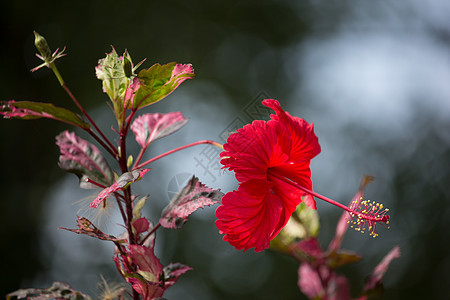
220;120;288;183
270;161;317;209
262;99;321;162
215;179;284;252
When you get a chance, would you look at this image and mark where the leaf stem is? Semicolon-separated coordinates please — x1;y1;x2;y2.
140;222;161;246
134;140;224;169
133;146;147;170
114;195;127;225
48;61;118;158
61;83;118;157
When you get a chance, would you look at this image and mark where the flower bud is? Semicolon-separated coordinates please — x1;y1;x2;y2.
122;51;133;78
33;31;52;61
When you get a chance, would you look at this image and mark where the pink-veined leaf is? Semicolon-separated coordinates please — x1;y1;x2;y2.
59;216;126;243
56;130;114;189
163;263;192;288
292;238;324;261
330;275;351;300
160;176;223;229
7;281;92;300
362;246;401;297
290;237;362;268
128;278;164;300
132;63;194;110
90;169;149;208
133;217;150;235
298;263;350;300
129;245;164;281
113;248;164;300
1;100;90;129
124;76;140;109
298;263;326;299
130;112;188;148
128;244;165;299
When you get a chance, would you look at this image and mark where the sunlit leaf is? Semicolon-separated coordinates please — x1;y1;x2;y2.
95;47;142;120
6;281;92;300
160;176;223;229
131;112;188;148
56;130;114;189
90;169;149;208
132;62;194;110
1;100;90;129
95;47;128;102
59;216;125;243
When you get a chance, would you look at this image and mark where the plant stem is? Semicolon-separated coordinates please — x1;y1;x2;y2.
134;140;224;169
61;83;118;156
49;62;64;86
49;62;118;158
85;178;107;189
133;146;147;170
140;223;161;246
117;118;140;300
115;195;127;225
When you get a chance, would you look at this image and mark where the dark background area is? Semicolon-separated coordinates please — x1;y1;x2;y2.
1;1;449;299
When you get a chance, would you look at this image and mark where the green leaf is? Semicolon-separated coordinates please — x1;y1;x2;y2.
133;195;149;220
95;47;128;102
271;202;320;254
295;201;320;237
1;100;90;129
132;62;194;110
95;47;130;121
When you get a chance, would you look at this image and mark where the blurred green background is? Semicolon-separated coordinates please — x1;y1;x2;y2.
1;1;449;299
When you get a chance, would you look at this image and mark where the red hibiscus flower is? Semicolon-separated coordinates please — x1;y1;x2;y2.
216;100;390;252
216;99;321;251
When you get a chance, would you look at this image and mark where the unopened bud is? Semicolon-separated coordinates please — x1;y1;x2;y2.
122;51;133;78
33;31;52;61
127;155;133;168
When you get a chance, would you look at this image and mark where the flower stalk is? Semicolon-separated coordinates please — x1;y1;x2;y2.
134;140;223;170
268;170;390;237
